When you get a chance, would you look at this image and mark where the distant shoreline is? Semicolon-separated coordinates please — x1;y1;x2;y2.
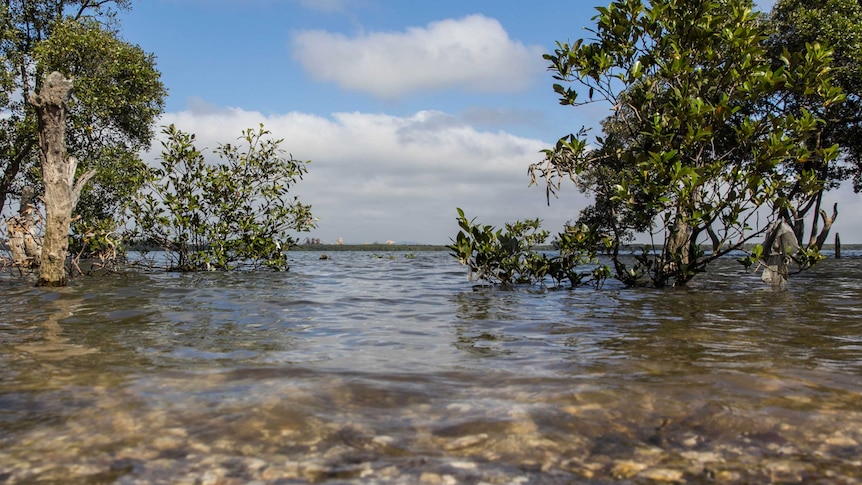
3;242;858;253
292;244;449;252
290;243;862;253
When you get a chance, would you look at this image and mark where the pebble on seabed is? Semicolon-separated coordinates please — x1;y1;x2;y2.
2;380;862;484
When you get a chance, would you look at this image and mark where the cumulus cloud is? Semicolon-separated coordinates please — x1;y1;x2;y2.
142;105;862;244
154;107;585;244
459;106;546;128
291;15;546;99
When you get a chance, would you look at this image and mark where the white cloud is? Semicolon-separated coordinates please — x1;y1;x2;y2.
143;106;862;245
459;106;546;127
153;107;585;244
290;15;546;99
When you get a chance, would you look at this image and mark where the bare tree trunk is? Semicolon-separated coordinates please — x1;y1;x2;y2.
6;186;42;270
28;72;95;287
661;214;690;287
761;220;799;289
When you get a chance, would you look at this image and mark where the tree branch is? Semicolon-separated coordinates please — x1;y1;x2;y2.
813;203;838;251
0;138;37;215
72;166;97;208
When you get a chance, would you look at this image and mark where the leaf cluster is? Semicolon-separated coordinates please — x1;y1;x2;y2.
768;0;862;189
448;208;608;288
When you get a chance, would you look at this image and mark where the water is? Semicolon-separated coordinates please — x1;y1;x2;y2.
1;251;861;483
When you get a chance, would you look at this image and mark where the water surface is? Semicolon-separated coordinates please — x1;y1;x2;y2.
1;251;861;483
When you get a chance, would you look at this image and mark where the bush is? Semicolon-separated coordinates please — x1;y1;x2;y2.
129;124;315;271
448;208;608;288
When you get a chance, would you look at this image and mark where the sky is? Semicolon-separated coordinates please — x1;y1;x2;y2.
113;0;862;245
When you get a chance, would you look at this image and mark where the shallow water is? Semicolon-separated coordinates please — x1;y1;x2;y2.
1;251;861;483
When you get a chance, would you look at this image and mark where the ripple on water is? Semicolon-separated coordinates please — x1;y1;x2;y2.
0;252;861;483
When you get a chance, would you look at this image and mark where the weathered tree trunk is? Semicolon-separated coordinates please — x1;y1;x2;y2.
6;186;42;270
761;220;799;289
661;214;690;286
28;72;95;287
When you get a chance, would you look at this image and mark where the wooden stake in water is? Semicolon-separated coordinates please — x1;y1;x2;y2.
835;232;841;259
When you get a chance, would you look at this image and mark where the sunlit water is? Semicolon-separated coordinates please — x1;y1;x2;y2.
1;251;861;483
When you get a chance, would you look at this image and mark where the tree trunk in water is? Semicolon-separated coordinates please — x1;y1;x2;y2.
761;220;799;289
662;215;690;286
29;72;95;287
6;186;42;270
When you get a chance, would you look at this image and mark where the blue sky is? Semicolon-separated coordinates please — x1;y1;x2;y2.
113;0;861;245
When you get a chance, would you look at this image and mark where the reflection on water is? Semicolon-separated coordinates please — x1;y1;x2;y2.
1;251;861;483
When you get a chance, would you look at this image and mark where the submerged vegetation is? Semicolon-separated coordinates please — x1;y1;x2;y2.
449;208;608;288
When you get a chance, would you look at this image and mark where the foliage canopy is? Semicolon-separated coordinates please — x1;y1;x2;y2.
761;0;862;250
0;0;165;257
454;0;844;288
770;0;862;192
130;124;316;272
